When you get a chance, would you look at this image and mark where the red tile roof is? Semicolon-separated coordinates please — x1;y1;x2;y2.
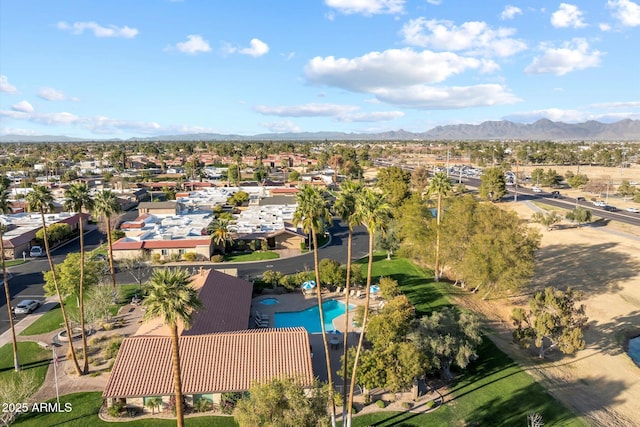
112;238;211;251
103;328;313;398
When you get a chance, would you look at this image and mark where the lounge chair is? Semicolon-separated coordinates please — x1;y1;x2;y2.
335;287;342;295
255;311;269;322
255;317;269;328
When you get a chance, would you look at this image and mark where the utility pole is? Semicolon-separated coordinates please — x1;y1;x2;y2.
514;158;519;202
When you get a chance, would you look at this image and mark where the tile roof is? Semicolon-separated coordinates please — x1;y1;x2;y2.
103;328;313;398
133;269;252;337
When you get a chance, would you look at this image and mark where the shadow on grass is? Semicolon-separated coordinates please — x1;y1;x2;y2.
533;242;640;297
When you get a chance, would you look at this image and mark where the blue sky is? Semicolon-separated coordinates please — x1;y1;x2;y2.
1;0;639;139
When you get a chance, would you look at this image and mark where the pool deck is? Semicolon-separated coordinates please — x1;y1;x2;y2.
251;290;369;385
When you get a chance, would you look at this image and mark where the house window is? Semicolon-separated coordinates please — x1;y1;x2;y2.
178;249;185;255
143;396;162;405
161;249;168;256
193;393;213;403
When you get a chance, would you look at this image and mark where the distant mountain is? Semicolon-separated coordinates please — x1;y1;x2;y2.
1;119;638;143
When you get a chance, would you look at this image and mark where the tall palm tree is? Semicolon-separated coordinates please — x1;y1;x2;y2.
0;180;20;371
331;179;362;420
142;268;202;427
346;188;390;427
93;190;121;290
427;172;452;282
293;184;337;427
26;185;83;376
64;183;94;373
206;218;233;254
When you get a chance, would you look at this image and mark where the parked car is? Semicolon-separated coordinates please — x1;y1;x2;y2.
626;207;639;213
29;246;44;257
532;186;542;193
14;299;40;314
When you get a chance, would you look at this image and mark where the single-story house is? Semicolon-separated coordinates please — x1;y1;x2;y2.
103;269;313;413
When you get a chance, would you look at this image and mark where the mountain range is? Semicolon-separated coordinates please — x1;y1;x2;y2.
2;119;639;143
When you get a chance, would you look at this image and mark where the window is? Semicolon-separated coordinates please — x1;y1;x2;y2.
178;249;185;255
161;249;168;256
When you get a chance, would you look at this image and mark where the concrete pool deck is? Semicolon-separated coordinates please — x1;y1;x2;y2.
251;290;369;385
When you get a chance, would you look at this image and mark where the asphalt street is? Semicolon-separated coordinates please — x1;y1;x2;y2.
0;219;369;336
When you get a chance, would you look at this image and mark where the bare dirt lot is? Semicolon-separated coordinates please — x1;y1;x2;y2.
455;201;640;427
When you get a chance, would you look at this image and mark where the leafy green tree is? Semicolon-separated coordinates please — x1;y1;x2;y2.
410;166;430;195
377;276;401;301
162;185;176;201
293;184;336;426
35;223;72;246
227;163;240;186
395;195;433;265
478;167;507;202
142;268;203;427
43;253;101;301
93;190;122;290
531;168;544;185
439;195;479;284
0;180;19;371
376;166;411;207
375;223;399;260
318;258;344;288
512;287;588;359
411;307;482;380
427;172;452;280
366;295;415;347
64;182;94;373
542;168;561;187
531;211;562;231
233;376;329;427
288;170;301;182
262;270;282;288
566;207;592;227
566;173;589;189
27;185;83;375
617;180;637;198
347;188;391;426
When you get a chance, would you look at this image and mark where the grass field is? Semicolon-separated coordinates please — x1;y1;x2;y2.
0;341;51;393
223;251;279;262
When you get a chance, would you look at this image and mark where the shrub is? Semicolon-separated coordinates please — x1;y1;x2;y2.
210;254;224;263
152;253;162;264
194;397;213;413
401;401;412;410
108;402;124;417
426;400;436;409
375;400;386;408
183;252;198;262
220;392;244;415
104;338;123;359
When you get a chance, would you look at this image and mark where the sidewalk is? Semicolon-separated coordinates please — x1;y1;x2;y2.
0;296;59;348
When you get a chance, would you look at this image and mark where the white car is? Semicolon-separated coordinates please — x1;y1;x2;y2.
29;246;44;257
532;186;542;193
626;207;639;213
593;201;606;207
14;299;40;314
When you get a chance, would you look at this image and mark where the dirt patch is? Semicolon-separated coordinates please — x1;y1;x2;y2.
453;201;640;427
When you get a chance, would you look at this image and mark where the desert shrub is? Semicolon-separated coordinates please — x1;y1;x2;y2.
183;252;198;261
401;401;412;409
376;400;386;408
210;254;224;263
108;402;124;417
152;253;162;264
220;392;244;415
194;397;213;413
170;252;181;262
104;338;123;359
426;400;436;409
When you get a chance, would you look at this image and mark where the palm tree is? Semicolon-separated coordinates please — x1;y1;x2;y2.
331;179;362;420
206;218;233;254
64;183;94;373
293;184;337;427
0;180;20;371
142;268;202;427
346;188;390;427
26;185;83;376
93;190;122;290
427;172;452;281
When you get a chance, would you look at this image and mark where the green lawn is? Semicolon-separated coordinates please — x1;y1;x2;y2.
224;251;280;262
13;392;239;427
4;259;27;267
0;341;51;392
347;255;585;427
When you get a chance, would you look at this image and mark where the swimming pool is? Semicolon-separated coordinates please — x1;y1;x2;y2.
259;298;279;305
628;336;640;366
275;300;354;333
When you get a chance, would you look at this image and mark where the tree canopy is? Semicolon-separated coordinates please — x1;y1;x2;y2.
512;287;588;359
478;167;507;202
376;166;411;207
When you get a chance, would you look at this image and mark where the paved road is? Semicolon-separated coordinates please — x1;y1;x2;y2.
0;219;369;336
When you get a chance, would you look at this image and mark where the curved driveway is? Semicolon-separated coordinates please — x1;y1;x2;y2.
0;219;369;336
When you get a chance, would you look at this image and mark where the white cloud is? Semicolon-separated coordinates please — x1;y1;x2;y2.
56;21;138;38
607;0;640;26
305;48;497;91
426;0;442;5
223;38;270;57
500;5;523;20
504;108;640;123
599;23;612;31
11;101;34;113
240;39;270;57
0;75;18;93
37;87;77;101
260;121;301;133
400;18;527;57
254;103;358;117
525;38;602;75
551;4;587;28
372;84;520;109
171;35;212;54
324;0;405;15
590;101;640;108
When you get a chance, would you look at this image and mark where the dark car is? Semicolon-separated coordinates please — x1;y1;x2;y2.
604;205;618;212
551;191;561;199
576;197;586;202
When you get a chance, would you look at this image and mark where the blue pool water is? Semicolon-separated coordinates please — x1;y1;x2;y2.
259;298;279;305
628;336;640;366
275;300;354;333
